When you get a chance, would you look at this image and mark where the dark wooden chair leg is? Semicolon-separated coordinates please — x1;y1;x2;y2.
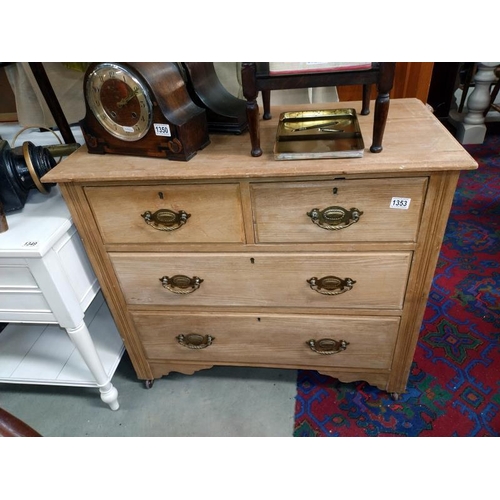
458;63;476;113
0;408;41;437
371;63;396;153
484;68;500;116
241;63;262;157
262;90;272;120
361;84;371;115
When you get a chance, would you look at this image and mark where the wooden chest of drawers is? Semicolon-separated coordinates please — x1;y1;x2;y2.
43;99;477;397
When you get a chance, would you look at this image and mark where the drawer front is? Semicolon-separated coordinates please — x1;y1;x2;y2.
0;265;38;289
85;184;245;244
0;290;51;313
111;252;412;309
132;312;400;370
251;177;427;243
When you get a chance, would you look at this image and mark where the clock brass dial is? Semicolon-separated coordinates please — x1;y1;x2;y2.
85;62;153;142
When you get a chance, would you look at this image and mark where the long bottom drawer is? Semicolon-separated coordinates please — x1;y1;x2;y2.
131;312;400;371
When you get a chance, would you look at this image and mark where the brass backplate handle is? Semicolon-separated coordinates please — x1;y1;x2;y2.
307;338;349;355
177;333;214;349
307;206;363;230
307;276;356;295
159;275;203;294
142;208;191;231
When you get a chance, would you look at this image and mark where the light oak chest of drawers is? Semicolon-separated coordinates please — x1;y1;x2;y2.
43;99;477;397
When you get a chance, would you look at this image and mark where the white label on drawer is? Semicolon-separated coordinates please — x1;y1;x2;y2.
154;123;171;137
390;197;411;209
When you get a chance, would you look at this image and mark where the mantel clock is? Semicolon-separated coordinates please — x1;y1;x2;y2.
81;62;210;161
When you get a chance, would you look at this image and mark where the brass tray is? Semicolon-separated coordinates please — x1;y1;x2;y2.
273;109;364;160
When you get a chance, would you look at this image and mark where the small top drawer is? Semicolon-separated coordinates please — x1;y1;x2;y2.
0;264;38;289
251;177;427;243
85;184;245;245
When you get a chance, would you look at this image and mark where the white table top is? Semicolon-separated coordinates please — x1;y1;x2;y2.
0;186;72;258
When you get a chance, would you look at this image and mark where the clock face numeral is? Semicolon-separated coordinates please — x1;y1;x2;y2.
86;63;153;142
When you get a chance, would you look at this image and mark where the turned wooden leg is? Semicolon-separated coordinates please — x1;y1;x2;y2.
361;84;371;115
371;92;390;153
66;321;120;410
241;62;262;157
246;100;262;157
262;90;272;120
371;63;396;153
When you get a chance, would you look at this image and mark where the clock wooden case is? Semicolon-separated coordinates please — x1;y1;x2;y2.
80;62;210;161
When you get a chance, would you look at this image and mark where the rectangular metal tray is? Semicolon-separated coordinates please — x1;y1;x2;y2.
273;108;364;160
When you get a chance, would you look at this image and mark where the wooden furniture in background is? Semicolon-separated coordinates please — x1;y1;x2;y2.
0;64;17;122
241;62;396;156
427;62;462;119
0;188;124;410
43;98;477;398
338;62;434;105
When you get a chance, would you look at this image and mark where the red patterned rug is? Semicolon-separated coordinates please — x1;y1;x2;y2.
294;124;500;437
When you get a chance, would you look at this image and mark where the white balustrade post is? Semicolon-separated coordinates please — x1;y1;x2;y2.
455;62;500;144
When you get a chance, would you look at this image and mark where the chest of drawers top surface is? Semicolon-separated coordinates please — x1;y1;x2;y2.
43;99;477;185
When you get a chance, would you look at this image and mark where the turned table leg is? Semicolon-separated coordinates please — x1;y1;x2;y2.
241;62;263;157
371;63;396;153
30;249;120;411
361;84;371;115
66;321;120;410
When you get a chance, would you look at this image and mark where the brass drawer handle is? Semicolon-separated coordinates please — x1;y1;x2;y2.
141;209;191;231
307;206;363;230
159;275;203;294
176;333;214;349
307;276;356;295
307;338;349;355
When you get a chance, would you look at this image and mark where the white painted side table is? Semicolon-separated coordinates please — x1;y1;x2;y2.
0;186;124;410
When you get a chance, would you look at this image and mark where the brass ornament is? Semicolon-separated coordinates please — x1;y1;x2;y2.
176;333;214;349
159;275;203;294
307;276;356;295
307;206;363;230
142;209;191;231
307;338;349;355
